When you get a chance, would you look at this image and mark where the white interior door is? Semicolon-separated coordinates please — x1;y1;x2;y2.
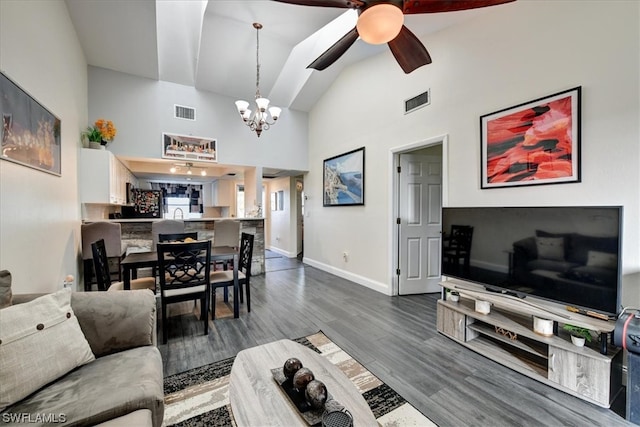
398;153;442;294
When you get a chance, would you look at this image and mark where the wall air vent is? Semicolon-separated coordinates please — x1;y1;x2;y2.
404;89;430;114
174;104;196;121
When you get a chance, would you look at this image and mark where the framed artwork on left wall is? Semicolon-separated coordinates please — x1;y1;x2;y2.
0;72;61;176
480;86;581;189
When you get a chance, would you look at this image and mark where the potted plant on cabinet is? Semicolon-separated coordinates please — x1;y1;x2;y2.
83;119;117;149
563;324;592;347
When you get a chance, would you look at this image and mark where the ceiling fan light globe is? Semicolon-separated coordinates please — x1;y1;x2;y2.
235;100;249;114
357;4;404;45
256;97;270;112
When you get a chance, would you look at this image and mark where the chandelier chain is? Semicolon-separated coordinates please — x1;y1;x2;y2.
255;24;261;99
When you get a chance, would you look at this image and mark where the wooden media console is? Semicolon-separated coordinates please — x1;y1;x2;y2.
437;279;623;408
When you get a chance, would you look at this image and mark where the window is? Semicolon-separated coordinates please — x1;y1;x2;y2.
166;197;201;219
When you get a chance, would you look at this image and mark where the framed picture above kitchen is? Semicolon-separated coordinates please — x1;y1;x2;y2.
162;132;217;163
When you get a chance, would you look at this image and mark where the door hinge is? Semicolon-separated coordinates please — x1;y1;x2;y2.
396;268;401;276
396;218;401;225
397;166;401;173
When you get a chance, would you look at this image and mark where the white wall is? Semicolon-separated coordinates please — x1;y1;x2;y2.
267;177;299;257
0;0;86;292
88;67;309;172
304;1;640;307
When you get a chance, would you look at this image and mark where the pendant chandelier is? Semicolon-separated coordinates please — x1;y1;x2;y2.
235;23;281;138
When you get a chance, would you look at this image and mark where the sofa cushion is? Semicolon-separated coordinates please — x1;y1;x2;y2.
587;250;617;269
0;270;11;309
1;346;164;427
567;234;618;265
535;236;565;261
0;288;95;411
71;290;156;357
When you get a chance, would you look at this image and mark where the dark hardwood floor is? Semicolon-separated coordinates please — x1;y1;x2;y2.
157;257;631;427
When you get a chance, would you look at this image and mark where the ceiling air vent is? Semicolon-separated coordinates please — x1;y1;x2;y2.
174;104;196;121
404;89;430;114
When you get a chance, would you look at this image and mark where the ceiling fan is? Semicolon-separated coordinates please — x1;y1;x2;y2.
273;0;515;73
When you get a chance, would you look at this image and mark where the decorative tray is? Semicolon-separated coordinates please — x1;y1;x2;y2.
270;367;332;426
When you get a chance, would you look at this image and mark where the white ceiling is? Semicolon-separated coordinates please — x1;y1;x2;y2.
65;0;500;182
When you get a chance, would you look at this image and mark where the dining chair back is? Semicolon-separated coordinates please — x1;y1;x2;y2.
82;222;123;291
157;240;211;343
152;220;185;249
209;232;254;318
212;220;240;270
91;239;156;292
213;220;240;247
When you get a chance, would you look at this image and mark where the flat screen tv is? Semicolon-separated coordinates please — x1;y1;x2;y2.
441;206;622;316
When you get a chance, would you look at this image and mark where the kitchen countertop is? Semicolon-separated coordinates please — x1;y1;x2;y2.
83;217;264;223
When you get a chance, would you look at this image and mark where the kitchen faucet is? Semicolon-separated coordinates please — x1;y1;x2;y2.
173;208;184;219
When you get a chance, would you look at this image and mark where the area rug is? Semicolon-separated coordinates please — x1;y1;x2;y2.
163;331;437;426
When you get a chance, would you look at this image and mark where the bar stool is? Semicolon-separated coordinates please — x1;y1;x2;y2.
81;222;124;291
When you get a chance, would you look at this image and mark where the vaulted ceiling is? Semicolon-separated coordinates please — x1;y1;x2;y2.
65;0;494;113
64;0;502;182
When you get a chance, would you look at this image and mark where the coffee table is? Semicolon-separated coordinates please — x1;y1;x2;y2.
229;339;377;426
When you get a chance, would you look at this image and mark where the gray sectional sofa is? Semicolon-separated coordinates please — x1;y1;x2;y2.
0;279;164;427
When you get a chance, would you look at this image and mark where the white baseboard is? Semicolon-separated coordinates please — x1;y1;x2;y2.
302;257;391;295
267;246;298;258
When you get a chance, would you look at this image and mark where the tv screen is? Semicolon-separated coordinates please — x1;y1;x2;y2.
442;206;622;316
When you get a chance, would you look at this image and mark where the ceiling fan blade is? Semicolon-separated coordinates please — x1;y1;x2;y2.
388;26;432;74
308;27;359;71
271;0;364;8
403;0;515;14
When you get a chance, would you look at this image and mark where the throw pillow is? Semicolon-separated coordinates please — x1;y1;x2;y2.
586;250;617;269
535;236;565;261
0;270;11;309
0;288;95;411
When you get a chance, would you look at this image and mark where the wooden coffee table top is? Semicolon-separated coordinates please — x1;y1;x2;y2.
229;339;376;426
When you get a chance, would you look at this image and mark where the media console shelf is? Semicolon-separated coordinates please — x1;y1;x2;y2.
437;278;623;408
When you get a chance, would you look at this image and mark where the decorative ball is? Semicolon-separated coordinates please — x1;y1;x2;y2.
305;380;328;409
292;367;314;391
283;358;303;380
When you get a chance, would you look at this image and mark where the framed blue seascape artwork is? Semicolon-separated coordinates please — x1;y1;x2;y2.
323;147;364;207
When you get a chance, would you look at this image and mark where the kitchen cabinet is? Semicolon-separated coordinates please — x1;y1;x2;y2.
203;180;234;207
80;148;137;205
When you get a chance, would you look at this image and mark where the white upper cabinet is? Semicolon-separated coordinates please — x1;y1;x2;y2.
79;148;137;205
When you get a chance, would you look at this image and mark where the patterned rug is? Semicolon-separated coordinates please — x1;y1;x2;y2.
163;331;437;426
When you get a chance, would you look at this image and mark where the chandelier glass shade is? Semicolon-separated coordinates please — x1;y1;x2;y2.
235;23;281;138
356;4;404;45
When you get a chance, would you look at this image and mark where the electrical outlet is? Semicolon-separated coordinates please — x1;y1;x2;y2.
342;251;348;262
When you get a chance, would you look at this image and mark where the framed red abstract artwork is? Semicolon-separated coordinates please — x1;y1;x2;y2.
480;87;581;189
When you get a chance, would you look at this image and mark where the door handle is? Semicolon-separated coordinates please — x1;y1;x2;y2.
549;353;555;372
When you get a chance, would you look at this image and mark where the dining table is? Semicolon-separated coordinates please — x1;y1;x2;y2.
120;245;241;318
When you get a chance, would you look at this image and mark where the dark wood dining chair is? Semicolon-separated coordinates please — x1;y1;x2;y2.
91;239;156;292
157;240;211;344
82;222;123;291
442;225;474;273
209;232;254;318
